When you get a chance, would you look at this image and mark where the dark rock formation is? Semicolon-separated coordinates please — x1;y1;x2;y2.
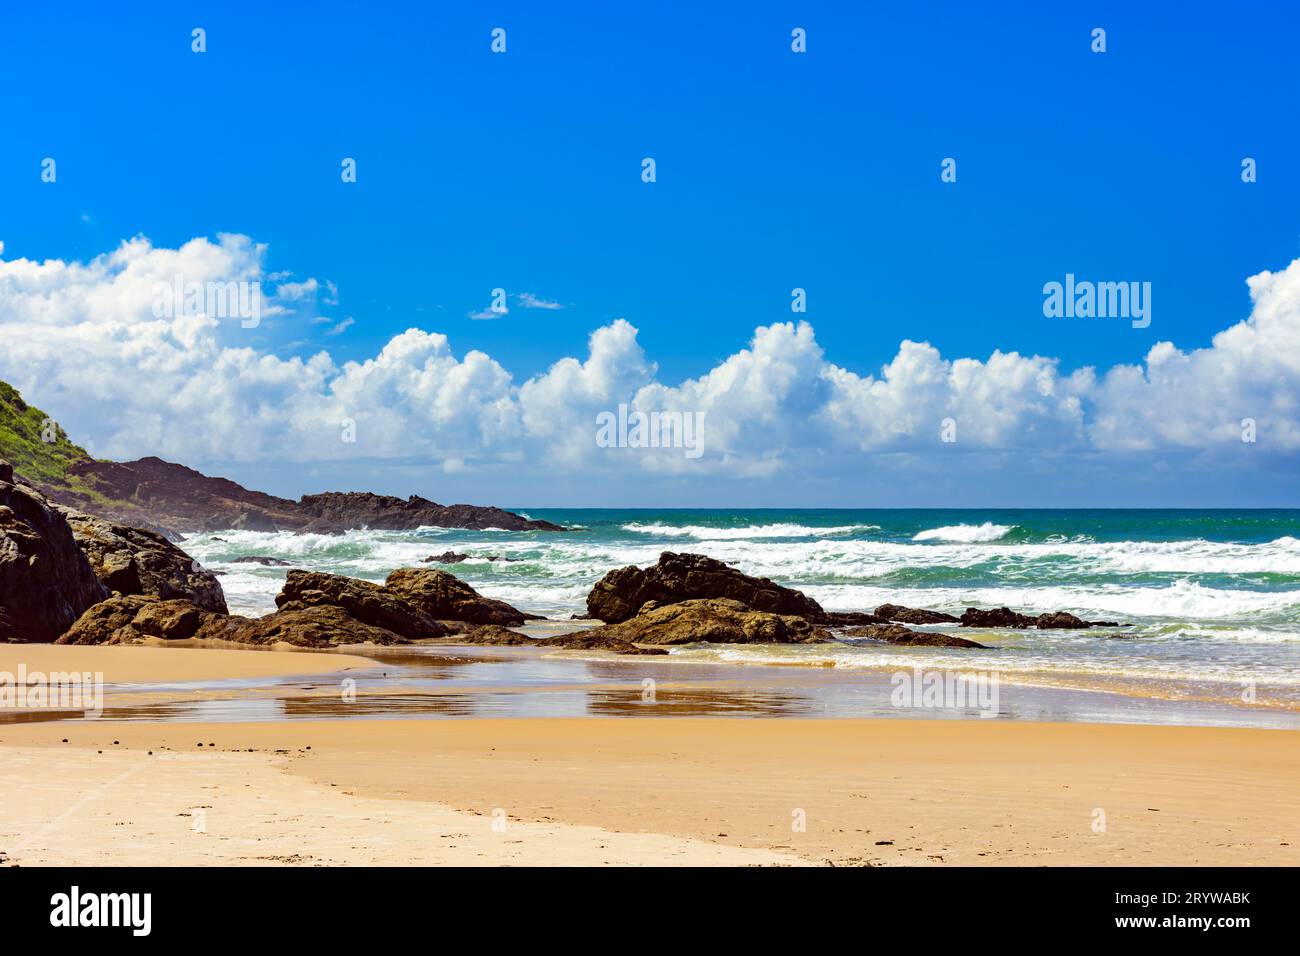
0;462;109;642
821;610;887;626
422;551;522;564
275;570;451;639
49;455;566;536
959;606;1038;629
1036;611;1119;629
586;552;826;624
959;606;1122;629
579;598;833;646
534;633;669;655
293;492;565;534
423;624;536;646
384;567;541;626
230;555;292;567
841;623;987;649
875;604;961;625
57;509;227;613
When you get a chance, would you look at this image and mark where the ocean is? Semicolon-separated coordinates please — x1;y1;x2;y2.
182;509;1300;715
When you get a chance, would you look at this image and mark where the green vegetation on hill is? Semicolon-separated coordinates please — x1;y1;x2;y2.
0;380;120;508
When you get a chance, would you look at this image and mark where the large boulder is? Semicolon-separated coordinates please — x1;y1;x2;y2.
57;509;227;613
586;552;826;624
0;462;109;642
275;570;451;639
57;595;217;645
841;623;987;649
228;605;405;648
384;567;539;626
580;598;833;646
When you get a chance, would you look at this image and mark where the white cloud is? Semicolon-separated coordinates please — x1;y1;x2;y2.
1;234;1298;486
513;292;563;310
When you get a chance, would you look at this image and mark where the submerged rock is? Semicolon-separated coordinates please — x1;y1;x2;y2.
874;604;961;625
959;606;1038;629
841;623;987;649
230;555;292;567
534;633;669;655
422;624;535;646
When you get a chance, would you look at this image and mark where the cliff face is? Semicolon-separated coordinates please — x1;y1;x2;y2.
0;381;565;537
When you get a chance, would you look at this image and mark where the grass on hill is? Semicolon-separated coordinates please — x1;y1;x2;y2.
0;380;123;508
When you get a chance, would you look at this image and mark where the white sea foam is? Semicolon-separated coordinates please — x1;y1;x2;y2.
913;522;1013;543
620;522;878;539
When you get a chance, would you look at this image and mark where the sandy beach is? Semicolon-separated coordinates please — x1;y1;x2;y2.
2;644;1296;867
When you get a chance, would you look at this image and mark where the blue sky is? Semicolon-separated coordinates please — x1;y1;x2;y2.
1;1;1298;506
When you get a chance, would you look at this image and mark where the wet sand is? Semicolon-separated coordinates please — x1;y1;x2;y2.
0;643;378;684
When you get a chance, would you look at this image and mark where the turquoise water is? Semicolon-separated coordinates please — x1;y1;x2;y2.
182;509;1300;712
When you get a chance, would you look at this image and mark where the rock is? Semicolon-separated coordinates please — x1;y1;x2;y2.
422;624;536;646
875;604;961;625
229;555;292;567
57;509;227;613
820;610;886;626
534;633;669;656
57;595;214;645
586;552;826;624
384;567;541;626
0;465;109;642
840;623;987;649
423;551;470;564
959;606;1037;629
275;570;451;639
229;605;406;648
50;455;567;536
293;492;566;534
1035;611;1090;629
579;598;834;646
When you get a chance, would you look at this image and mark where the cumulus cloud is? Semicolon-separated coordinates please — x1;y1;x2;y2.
1;234;1298;484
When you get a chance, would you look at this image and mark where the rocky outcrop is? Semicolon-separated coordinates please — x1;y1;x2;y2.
579;598;833;646
875;604;961;625
229;605;405;648
57;509;227;613
423;551;521;564
230;555;291;567
959;606;1120;629
841;623;987;649
534;633;669;655
0;462;109;642
1036;611;1119;629
384;567;541;626
275;570;452;639
50;455;566;536
959;606;1038;629
423;624;536;646
586;552;827;624
57;594;218;645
